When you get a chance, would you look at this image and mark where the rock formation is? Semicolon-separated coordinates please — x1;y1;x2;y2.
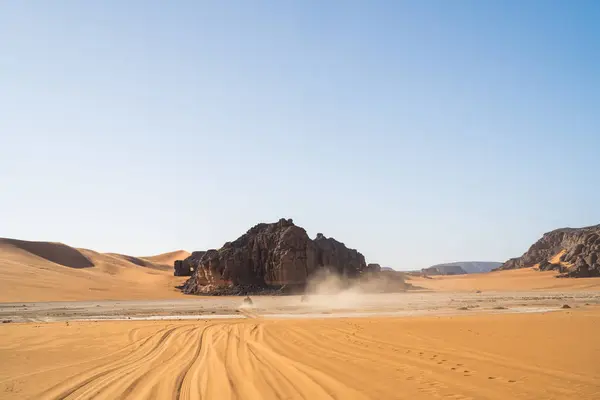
496;224;600;277
180;218;369;294
173;251;205;276
173;260;187;276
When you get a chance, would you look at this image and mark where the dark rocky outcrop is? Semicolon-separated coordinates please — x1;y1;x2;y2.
174;260;186;276
496;224;600;277
180;218;370;295
538;259;566;273
173;251;206;276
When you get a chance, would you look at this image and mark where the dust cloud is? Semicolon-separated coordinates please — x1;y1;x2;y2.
236;268;409;312
300;268;408;310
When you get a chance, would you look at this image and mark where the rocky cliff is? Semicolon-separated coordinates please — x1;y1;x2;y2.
496;224;600;277
180;218;369;294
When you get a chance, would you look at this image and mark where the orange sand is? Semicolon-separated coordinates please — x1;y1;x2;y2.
409;267;600;292
0;308;598;399
0;238;188;302
141;250;191;267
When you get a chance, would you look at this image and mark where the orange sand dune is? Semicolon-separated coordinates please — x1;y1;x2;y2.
409;267;600;292
1;308;598;399
0;238;187;302
140;249;191;267
104;253;168;270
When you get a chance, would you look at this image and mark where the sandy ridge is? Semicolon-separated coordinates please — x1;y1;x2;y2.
0;238;189;302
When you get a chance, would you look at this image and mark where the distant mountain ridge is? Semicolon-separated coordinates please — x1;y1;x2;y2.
423;261;502;275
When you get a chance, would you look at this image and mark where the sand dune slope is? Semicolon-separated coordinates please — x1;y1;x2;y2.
0;238;94;269
0;238;187;302
1;309;599;399
141;250;191;267
409;267;600;292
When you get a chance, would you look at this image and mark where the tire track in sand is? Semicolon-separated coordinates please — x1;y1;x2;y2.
12;315;600;400
36;322;366;400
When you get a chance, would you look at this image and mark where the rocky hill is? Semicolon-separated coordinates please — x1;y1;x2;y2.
496;224;600;277
422;265;467;275
423;261;502;275
179;218;391;295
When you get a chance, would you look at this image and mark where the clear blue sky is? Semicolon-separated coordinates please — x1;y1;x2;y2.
1;1;599;269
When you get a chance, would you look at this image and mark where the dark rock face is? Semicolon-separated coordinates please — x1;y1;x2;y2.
496;224;600;277
173;251;205;276
174;260;187;276
181;218;368;294
313;233;366;278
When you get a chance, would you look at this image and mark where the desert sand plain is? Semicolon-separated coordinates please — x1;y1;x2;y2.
1;238;599;399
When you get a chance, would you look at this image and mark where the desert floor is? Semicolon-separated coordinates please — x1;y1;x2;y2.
1;308;599;400
2;290;600;323
2;238;600;399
